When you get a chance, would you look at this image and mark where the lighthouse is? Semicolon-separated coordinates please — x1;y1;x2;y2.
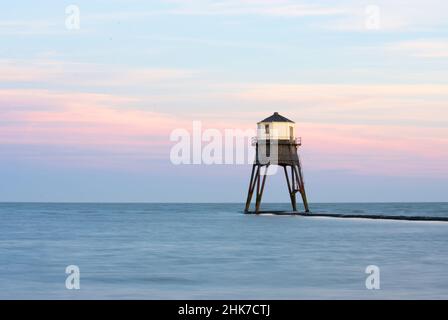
244;112;310;214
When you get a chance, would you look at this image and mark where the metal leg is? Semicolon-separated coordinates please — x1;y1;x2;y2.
255;165;269;214
284;165;297;211
244;164;260;213
245;159;310;214
293;164;310;213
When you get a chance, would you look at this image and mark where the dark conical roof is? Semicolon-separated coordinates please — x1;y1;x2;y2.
258;112;294;123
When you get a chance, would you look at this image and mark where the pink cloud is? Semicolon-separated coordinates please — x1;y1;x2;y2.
0;89;184;149
1;87;447;177
299;122;448;177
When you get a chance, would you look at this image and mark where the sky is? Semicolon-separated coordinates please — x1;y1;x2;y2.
1;0;447;202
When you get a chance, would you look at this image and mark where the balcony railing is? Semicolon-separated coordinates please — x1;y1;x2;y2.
251;137;302;146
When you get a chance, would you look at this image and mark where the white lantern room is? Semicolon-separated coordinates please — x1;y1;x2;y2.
257;112;295;141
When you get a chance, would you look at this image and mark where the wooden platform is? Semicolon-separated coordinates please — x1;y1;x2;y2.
244;211;448;222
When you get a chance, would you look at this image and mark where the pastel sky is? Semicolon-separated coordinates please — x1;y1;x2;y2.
1;0;447;202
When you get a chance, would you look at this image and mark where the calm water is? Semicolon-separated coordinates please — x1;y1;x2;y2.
0;203;447;299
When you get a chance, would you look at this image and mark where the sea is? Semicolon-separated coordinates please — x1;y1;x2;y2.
0;202;447;299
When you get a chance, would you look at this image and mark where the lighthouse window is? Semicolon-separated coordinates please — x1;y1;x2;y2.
265;124;270;134
290;126;293;139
